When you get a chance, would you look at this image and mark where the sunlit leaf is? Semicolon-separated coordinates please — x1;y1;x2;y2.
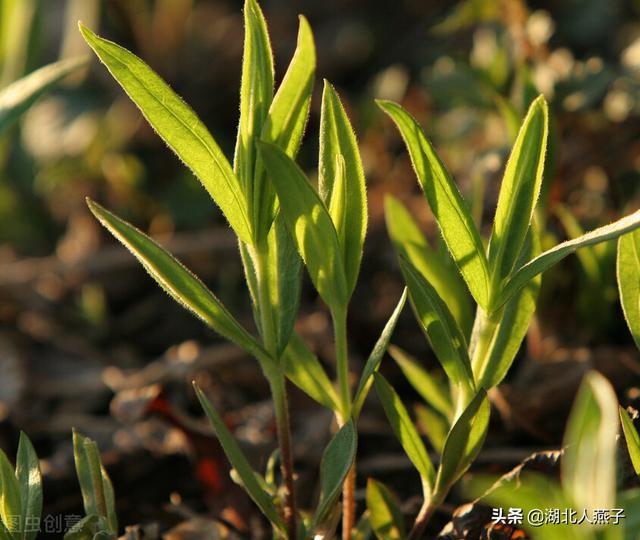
79;24;251;243
87;200;271;369
377;100;490;309
319;82;367;296
16;432;42;540
366;479;405;540
488;95;547;297
617;230;640;349
496;210;640;311
0;451;20;536
562;371;618;514
619;407;640;477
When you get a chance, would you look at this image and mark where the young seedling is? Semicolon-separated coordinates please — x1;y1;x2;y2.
79;2;404;537
0;432;42;540
471;370;640;540
65;431;118;540
371;95;640;536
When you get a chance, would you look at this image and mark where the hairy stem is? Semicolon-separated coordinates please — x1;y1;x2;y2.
254;243;297;539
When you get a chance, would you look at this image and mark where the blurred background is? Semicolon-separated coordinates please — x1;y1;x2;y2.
1;0;640;537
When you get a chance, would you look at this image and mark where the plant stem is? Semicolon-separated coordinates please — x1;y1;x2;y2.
407;498;439;540
332;309;354;540
254;243;297;539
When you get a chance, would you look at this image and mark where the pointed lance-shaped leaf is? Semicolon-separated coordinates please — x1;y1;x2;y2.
0;56;88;137
399;256;475;398
79;24;251;243
366;479;405;540
496;209;640;311
16;432;42;540
319;81;367;296
377;99;490;309
0;451;21;536
488;95;548;296
374;373;435;497
87;199;272;369
385;194;473;337
254;15;315;238
617;229;640;350
353;289;408;418
257;141;348;312
619;407;640;477
562;371;618;514
194;384;286;531
310;420;357;532
234;0;274;195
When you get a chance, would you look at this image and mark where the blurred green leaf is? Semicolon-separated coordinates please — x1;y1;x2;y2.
319;82;367;297
353;289;407;418
434;390;488;494
488;95;547;298
389;346;452;419
414;403;449;453
194;384;285;532
283;332;339;411
617;230;640;349
399;256;474;399
87;200;271;369
378;100;490;309
79;24;252;244
562;371;618;514
497;210;640;311
374;373;434;497
63;515;115;540
16;432;41;540
366;479;405;540
0;451;20;536
257;141;348;313
385;195;473;337
0;56;87;136
310;420;357;534
619;407;640;477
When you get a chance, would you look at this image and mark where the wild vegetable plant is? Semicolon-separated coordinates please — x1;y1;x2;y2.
0;432;42;540
370;95;640;537
78;2;405;538
65;431;118;540
472;370;640;540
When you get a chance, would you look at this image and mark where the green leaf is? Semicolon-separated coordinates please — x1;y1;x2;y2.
257;141;348;312
63;515;115;540
619;407;640;477
617;230;640;349
193;384;285;531
434;390;489;495
366;479;405;540
374;373;434;497
255;15;315;237
79;24;251;244
353;289;408;418
385;195;473;337
472;227;541;389
389;346;452;419
0;451;20;536
555;204;602;283
0;56;87;137
414;403;449;453
377;100;490;309
87;200;271;368
399;256;474;397
16;432;42;540
319;82;367;296
487;95;548;295
282;332;339;411
496;209;640;311
72;431;116;534
311;420;357;532
234;0;274;200
562;371;619;514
